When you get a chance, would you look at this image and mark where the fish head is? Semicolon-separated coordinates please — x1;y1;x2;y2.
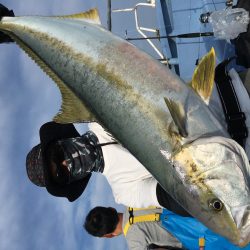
173;136;250;246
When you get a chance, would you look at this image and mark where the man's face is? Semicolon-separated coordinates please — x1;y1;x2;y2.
49;159;71;185
46;135;99;186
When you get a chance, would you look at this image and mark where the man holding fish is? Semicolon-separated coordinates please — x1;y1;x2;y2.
1;3;250;247
26;121;190;217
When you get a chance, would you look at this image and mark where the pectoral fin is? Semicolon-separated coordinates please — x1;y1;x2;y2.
164;97;188;138
190;48;216;104
54;8;101;25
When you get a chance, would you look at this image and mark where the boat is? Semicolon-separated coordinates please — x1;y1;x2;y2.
109;0;249;82
109;0;250;152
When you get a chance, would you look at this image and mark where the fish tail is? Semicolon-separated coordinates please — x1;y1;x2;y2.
0;3;14;43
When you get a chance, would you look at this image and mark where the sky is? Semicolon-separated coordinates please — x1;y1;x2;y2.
0;1;161;250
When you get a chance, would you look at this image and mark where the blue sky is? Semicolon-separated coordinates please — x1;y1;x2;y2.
0;0;156;249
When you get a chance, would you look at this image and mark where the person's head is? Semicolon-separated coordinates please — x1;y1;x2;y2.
26;122;94;202
84;206;122;238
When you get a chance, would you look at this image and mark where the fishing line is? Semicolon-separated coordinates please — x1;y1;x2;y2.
196;22;202;65
211;0;217;11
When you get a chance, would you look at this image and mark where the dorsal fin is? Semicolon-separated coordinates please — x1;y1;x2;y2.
55;8;101;25
190;47;216;104
7;31;97;123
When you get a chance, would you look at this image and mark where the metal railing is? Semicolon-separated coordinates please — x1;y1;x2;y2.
111;1;167;63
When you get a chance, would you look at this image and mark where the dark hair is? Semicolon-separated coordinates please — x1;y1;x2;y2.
84;206;119;237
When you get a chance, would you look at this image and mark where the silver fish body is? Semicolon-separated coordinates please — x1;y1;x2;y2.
1;15;250;246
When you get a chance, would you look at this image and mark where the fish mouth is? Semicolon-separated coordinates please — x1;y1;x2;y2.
231;204;250;247
206;192;250;247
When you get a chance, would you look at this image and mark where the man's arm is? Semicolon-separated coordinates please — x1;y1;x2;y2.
113;178;190;216
113;177;160;208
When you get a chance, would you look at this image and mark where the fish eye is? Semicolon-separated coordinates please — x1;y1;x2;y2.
209;199;223;211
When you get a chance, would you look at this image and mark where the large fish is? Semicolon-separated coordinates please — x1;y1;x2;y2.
1;8;250;246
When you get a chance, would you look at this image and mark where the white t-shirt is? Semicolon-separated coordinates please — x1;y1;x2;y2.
88;123;160;208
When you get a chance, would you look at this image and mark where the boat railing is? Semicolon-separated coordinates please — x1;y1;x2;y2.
112;1;167;64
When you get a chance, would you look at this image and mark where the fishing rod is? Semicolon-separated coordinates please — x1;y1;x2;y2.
126;32;214;41
107;0;112;31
